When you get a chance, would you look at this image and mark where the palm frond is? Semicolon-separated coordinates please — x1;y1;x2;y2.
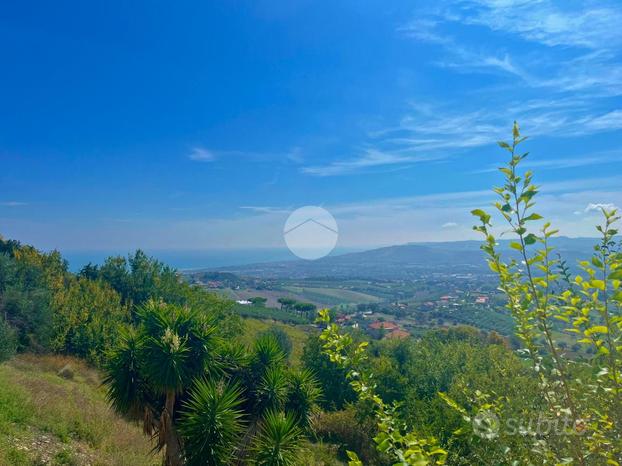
251;410;303;466
178;379;246;466
251;334;286;378
102;326;156;420
256;366;289;414
285;368;322;428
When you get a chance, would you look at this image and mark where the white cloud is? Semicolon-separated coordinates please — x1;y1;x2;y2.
442;222;459;228
188;147;215;162
584;203;618;213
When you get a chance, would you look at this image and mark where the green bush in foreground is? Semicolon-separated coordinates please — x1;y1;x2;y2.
320;123;622;465
469;122;621;464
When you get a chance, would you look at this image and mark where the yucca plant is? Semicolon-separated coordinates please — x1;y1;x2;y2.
284;368;322;428
178;379;246;466
250;333;286;377
103;300;218;466
256;366;289;414
105;302;321;466
102;327;150;419
252;410;303;466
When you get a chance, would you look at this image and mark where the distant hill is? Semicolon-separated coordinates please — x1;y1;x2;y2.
195;237;601;280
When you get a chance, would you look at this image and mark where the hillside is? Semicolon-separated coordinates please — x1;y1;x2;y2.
200;237;598;279
0;355;159;466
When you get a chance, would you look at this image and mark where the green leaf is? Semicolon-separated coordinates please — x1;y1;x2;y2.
591;280;606;291
471;209;491;224
585;326;608;337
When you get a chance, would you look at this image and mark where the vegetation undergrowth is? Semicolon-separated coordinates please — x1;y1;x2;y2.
318;123;622;465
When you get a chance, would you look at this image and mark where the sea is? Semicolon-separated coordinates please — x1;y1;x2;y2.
61;247;362;273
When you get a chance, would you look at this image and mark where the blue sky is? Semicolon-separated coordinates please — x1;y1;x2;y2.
1;0;621;252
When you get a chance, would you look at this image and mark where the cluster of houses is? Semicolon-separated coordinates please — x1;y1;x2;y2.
335;313;411;340
331;291;494;341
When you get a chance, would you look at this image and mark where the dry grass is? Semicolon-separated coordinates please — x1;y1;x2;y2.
0;354;159;466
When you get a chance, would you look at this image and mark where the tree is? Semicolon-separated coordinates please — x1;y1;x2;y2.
51;277;129;366
277;297;297;311
104;301;321;466
0;316;17;362
249;296;268;307
293;302;316;317
104;301;218;466
0;252;53;352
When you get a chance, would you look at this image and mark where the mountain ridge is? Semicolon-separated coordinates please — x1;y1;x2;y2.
190;236;603;280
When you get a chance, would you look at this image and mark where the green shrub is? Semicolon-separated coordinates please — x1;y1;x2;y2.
0;317;17;362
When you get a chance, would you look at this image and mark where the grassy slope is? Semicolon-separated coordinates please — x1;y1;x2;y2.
0;355;158;466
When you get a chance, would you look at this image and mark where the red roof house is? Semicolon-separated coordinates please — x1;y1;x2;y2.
369;321;399;331
385;329;410;340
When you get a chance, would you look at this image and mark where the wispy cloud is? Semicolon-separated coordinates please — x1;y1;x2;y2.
188;147;215;162
459;0;622;50
0;201;28;207
400;1;622;97
239;206;290;214
301;149;440;177
473;151;622;174
301;98;622;177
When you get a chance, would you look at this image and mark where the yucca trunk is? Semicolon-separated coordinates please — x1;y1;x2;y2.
161;390;182;466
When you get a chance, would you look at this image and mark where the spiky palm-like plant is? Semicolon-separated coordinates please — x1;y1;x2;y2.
250;333;286;377
105;303;321;466
103;301;217;466
252;410;303;466
284;368;322;428
256;366;289;414
178;379;246;466
103;327;155;424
